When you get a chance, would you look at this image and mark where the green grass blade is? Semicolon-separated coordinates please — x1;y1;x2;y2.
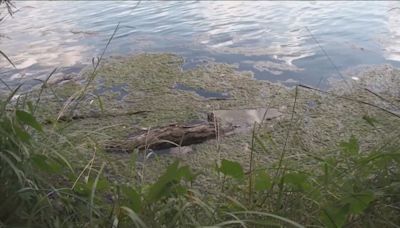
120;206;147;228
89;162;105;226
232;211;304;228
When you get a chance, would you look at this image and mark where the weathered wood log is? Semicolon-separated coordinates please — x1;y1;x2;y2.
103;108;283;153
105;121;231;153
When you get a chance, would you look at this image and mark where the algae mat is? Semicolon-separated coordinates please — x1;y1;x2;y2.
31;54;400;185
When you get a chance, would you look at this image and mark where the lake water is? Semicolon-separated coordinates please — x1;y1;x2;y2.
1;1;400;89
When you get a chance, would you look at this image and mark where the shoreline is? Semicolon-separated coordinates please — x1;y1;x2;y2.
23;53;399;185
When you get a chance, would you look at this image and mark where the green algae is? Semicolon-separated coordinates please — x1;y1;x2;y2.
37;53;292;133
27;53;400;188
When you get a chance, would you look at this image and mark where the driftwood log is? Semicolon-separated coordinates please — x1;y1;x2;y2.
103;108;283;153
105;120;231;153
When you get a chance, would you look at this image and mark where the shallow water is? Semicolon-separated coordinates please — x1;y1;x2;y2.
174;83;230;99
1;1;400;89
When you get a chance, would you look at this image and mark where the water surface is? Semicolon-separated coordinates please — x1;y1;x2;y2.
1;1;400;89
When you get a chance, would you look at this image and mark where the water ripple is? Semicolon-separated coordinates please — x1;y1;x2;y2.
1;1;400;89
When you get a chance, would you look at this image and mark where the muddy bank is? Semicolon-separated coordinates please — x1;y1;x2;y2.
28;53;400;185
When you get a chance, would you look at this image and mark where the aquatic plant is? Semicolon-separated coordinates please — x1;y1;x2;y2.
1;60;400;227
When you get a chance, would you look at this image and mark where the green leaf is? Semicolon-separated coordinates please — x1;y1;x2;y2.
27;101;34;114
219;159;244;180
97;95;104;114
172;184;188;196
121;186;142;213
93;178;110;191
340;135;359;156
177;165;195;182
147;161;181;202
255;171;271;191
31;154;61;173
16;110;43;132
343;191;374;214
284;172;310;191
321;204;350;228
362;115;378;127
73;182;91;196
13;124;31;142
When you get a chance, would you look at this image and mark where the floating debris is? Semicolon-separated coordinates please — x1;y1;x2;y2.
213;108;282;134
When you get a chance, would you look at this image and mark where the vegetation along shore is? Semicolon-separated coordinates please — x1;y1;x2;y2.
1;1;400;227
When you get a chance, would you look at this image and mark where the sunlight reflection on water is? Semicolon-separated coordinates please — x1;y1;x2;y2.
1;1;400;89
